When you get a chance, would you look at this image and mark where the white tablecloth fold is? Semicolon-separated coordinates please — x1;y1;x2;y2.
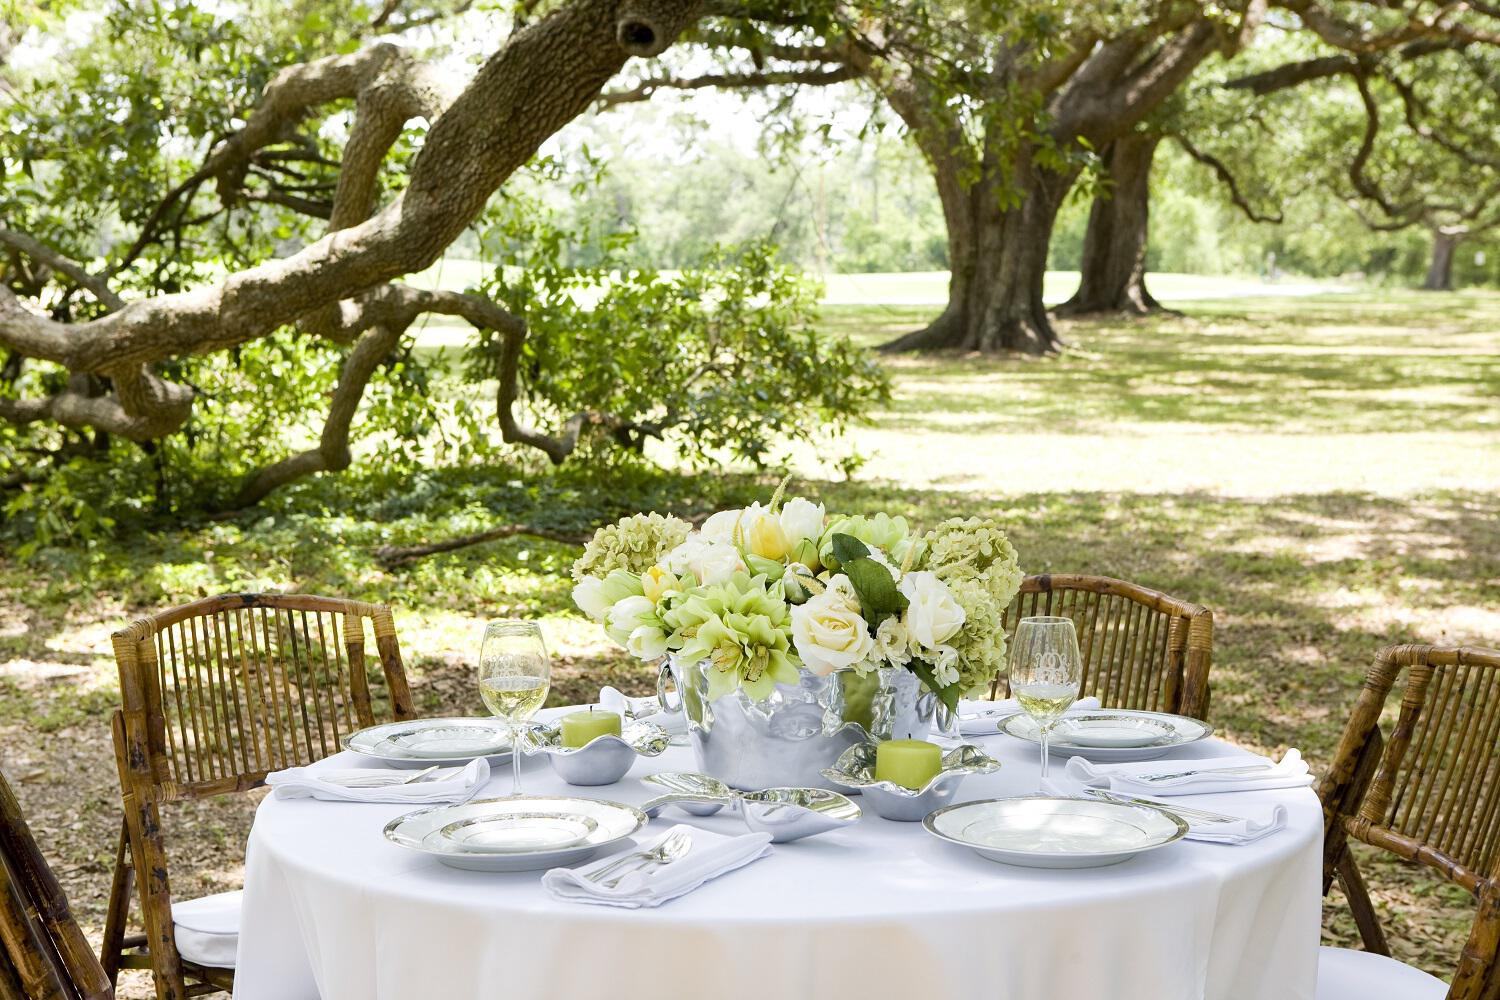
958;696;1100;734
541;825;772;909
1064;749;1312;796
264;758;489;804
600;685;686;735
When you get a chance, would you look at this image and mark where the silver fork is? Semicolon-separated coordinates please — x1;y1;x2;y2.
586;829;692;887
1135;763;1272;783
326;765;448;788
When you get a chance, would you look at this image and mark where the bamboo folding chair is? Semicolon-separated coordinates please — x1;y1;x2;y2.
1318;643;1500;999
103;593;415;1000
0;763;113;1000
990;574;1215;720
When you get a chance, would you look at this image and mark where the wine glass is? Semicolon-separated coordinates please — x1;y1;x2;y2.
1009;616;1082;785
478;619;551;796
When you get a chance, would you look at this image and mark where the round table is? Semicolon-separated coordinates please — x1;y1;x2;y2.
233;709;1322;1000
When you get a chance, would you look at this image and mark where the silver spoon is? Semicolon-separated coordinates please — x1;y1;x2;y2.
587;829;693;887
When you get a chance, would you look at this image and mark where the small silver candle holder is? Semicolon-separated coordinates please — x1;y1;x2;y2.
822;743;1001;822
522;720;670;786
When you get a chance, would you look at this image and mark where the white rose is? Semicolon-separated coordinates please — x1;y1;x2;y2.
626;625;668;660
572;576;611;621
665;538;744;585
874;616;912;667
779;498;825;547
899;571;966;650
791;587;875;676
606;595;655;646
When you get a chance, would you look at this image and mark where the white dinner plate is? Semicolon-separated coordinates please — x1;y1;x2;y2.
344;718;514;767
438;812;598;853
998;709;1213;761
1054;714;1176;748
924;796;1188;869
385;796;647;872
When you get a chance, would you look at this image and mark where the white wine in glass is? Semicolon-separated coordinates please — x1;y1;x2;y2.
1010;616;1082;785
478;620;551;796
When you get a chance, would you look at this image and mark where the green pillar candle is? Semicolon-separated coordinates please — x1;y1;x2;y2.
874;738;943;790
560;708;622;748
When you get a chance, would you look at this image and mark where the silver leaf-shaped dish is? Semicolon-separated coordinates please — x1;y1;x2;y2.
823;743;1002;821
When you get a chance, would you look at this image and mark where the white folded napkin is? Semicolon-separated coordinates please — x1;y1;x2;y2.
1182;805;1289;845
1041;773;1290;845
1062;749;1313;796
959;695;1101;735
599;686;686;735
264;758;489;804
541;825;772;909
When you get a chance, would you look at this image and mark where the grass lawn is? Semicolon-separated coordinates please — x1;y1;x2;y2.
1;287;1497;994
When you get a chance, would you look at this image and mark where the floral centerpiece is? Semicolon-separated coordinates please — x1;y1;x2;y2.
571;485;1024;717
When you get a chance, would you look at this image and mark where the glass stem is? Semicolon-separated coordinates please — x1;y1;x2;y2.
1039;724;1051;785
509;722;523;796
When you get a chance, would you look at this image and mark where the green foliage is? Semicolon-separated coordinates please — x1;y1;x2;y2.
470;165;890;470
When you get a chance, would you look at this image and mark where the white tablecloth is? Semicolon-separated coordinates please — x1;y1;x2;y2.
234;708;1322;1000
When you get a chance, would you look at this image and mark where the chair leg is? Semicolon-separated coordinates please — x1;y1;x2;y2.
100;816;133;984
1337;851;1391;956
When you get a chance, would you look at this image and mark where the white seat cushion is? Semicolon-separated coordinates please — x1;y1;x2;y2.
171;889;242;969
1317;946;1448;1000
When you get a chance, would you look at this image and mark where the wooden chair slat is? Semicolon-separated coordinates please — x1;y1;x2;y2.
106;593;414;1000
991;575;1214;720
1322;644;1500;1000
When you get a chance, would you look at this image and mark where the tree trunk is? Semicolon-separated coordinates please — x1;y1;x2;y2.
1057;133;1162;316
881;153;1075;356
1423;229;1459;290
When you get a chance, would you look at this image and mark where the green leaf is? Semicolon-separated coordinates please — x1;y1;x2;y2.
908;662;962;716
842;556;907;617
830;532;870;566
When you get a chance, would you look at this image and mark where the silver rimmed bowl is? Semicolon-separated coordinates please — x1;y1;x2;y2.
384;795;648;872
640;771;863;842
823;743;1001;821
923;796;1188;869
344;717;513;768
521;720;671;786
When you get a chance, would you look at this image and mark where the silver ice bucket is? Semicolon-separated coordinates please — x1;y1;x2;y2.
656;659;939;791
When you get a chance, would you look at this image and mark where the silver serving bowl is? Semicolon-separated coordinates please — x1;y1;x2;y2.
641;771;863;842
823;743;1002;822
522;720;670;786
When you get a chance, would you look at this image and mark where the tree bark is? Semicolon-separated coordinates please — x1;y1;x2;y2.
880;151;1076;356
1423;229;1459;290
1057;132;1163;316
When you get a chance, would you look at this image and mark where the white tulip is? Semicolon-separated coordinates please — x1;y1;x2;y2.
572;576;611;621
899;571;966;650
626;625;669;661
791;586;875;676
778;498;825;547
665;538;745;585
606;595;656;646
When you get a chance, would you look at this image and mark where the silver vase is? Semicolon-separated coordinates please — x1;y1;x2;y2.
656;659;939;791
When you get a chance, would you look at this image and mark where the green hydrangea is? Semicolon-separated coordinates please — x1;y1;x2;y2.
818;512;914;569
573;512;692;582
919;517;1023;694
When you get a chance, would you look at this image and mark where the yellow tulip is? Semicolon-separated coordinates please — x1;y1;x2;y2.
641;565;675;603
747;516;792;561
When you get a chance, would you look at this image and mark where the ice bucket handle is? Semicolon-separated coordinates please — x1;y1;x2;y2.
656;659;684;715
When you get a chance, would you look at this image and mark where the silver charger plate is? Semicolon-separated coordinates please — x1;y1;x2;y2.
385;796;647;872
344;717;515;767
924;796;1188;869
998;709;1213;761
